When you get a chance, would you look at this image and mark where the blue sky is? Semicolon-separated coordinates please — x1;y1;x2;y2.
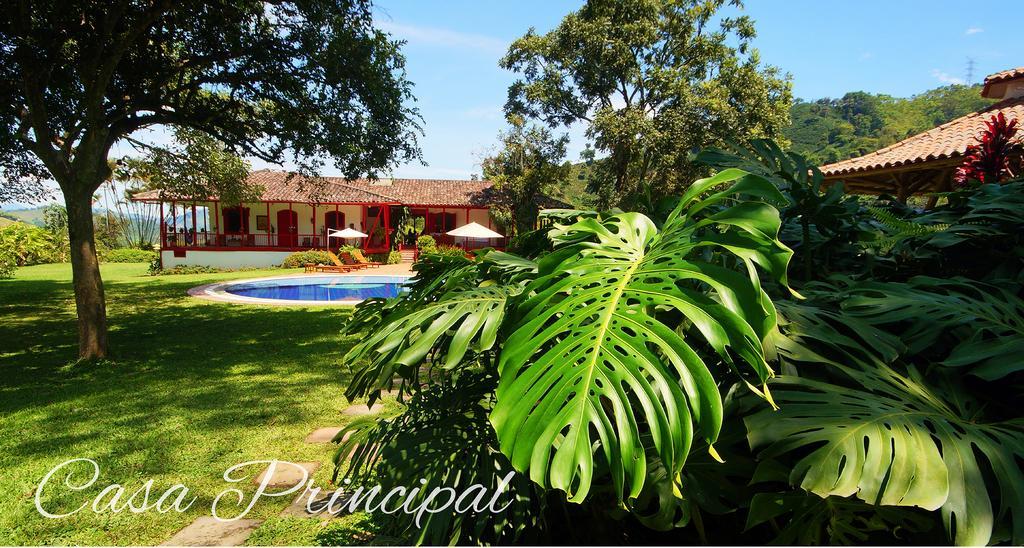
368;0;1023;180
5;1;1023;208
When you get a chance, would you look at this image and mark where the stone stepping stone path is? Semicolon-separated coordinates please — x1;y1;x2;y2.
280;488;343;519
342;402;383;416
160;517;262;546
304;426;344;444
253;461;320;489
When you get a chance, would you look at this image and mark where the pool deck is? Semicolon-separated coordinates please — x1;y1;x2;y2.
188;262;415;306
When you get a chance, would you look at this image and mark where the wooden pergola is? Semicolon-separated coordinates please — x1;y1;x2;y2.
821;66;1024;204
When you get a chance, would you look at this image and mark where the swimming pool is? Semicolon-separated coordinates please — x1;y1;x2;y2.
213;275;411;303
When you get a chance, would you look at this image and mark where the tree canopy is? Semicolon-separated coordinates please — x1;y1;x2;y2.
0;0;423;357
500;0;792;208
482;117;570;235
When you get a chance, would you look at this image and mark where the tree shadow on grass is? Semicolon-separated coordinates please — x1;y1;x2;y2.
0;272;362;467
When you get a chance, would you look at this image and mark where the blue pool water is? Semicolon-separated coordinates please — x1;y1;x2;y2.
224;275;410;302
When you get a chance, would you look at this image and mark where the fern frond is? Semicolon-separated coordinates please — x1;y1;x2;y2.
864;206;950;251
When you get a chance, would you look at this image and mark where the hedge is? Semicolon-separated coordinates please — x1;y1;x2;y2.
281;249;333;268
102;248;158;263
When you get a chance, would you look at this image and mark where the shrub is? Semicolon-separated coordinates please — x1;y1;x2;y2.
416;234;436;252
367;252;390;263
0;223;58;266
386;250;402;264
281;249;333;268
0;247;16;279
101;248;158;263
150;264;262;276
414;244;466;263
152;265;224;276
433;244;467;258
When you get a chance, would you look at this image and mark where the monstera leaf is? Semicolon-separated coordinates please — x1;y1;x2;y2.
344;285;512;399
343;250;542;401
491;169;794;504
836;276;1024;380
747;303;1024;546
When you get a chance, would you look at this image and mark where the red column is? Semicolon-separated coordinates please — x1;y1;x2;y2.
214;201;220;246
312;203;317;249
159;200;165;248
265;201;270;246
383;205;391;251
191;203;197;247
171;200;177;247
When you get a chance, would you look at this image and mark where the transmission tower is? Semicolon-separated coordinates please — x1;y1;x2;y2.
966;58;976;85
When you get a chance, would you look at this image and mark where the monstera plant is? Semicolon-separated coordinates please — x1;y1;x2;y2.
336;168;793;541
333;158;1024;546
748;300;1024;546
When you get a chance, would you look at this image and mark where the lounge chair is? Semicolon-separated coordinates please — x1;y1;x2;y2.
328;251;366;271
305;252;359;273
349;250;382;268
338;251;370;270
311;263;357;273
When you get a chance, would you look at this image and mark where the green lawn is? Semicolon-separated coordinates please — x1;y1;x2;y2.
0;263;396;545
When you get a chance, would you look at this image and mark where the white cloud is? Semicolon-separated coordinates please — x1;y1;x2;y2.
965;26;984;35
378;21;508;55
931;69;965;85
859;52;874;61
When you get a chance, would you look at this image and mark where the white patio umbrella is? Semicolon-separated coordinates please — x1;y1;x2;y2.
328;227;368;239
446;222;503;239
327;227;368;249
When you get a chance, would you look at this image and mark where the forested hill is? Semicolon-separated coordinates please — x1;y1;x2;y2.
784;84;995;166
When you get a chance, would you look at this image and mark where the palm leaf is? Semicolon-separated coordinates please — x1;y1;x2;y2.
491;169;793;503
746;303;1024;545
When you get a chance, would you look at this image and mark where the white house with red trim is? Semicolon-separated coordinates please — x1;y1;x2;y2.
131;169;566;268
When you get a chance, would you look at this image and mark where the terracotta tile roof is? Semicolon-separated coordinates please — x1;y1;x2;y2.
984;67;1024;86
820;97;1024;177
982;66;1024;99
132;170;571;208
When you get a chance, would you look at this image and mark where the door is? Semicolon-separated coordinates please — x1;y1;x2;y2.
324;210;344;232
277;209;298;247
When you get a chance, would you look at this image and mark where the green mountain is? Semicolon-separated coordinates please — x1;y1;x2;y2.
1;206;47;226
784;84;996;166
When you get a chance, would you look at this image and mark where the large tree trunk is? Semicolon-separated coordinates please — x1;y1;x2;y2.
64;187;108;359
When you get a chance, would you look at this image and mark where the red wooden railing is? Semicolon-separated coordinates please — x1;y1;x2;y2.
161;232;387;252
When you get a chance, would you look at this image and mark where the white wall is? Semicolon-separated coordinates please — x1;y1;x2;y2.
468;208;491;227
161;250;294;269
215;203;366;238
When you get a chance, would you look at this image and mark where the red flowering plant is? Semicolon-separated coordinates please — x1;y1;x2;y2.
953;112;1023;188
